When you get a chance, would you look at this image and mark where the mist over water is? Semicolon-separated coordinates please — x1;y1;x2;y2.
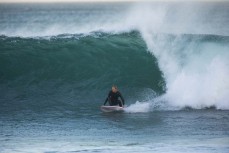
1;2;228;37
0;3;132;37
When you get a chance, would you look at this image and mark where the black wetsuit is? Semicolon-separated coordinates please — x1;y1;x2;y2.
104;90;125;107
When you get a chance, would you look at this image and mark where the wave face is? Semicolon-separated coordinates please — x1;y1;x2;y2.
0;2;229;112
129;2;229;110
0;32;163;114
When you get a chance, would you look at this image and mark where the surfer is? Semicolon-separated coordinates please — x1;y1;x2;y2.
104;85;125;107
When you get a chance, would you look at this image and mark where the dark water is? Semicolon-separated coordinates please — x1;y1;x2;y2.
0;2;229;153
1;109;229;153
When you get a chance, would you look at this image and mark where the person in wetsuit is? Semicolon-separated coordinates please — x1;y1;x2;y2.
104;85;125;107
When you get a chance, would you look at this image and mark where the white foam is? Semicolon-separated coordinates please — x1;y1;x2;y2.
133;3;229;109
164;55;229;109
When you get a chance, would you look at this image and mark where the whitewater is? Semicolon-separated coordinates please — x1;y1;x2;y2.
0;1;229;153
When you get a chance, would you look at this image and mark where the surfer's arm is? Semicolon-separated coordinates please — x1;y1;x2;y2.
119;92;125;106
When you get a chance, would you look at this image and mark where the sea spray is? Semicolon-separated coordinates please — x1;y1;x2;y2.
124;2;229;110
1;2;229;110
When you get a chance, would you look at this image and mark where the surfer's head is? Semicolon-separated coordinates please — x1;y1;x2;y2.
112;85;118;93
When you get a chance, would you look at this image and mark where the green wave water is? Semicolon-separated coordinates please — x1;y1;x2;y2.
0;32;164;114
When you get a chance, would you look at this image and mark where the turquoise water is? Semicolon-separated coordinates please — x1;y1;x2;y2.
0;2;229;153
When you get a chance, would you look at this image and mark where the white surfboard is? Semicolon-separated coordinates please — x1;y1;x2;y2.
100;106;124;113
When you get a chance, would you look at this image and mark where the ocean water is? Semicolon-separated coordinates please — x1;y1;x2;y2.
0;1;229;153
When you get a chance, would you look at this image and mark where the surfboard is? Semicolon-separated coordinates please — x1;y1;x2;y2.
100;106;124;113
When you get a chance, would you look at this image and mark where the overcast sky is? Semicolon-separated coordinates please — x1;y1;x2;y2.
0;0;137;2
0;0;225;3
